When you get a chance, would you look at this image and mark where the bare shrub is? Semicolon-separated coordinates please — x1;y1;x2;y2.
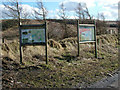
48;21;77;40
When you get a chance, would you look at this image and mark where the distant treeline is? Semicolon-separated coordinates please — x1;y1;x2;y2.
2;19;18;31
2;19;30;31
2;19;95;31
2;19;118;36
47;19;95;25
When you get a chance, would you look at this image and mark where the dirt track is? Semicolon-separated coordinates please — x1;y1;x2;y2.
87;70;119;89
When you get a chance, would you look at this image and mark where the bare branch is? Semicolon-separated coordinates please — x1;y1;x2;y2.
84;6;92;19
58;3;68;20
3;0;22;20
75;3;93;20
33;0;48;21
58;3;69;38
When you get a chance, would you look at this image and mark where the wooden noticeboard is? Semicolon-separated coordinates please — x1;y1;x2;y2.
77;20;97;58
19;22;48;64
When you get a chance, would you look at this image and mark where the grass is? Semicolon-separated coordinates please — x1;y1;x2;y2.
2;34;119;88
14;53;118;88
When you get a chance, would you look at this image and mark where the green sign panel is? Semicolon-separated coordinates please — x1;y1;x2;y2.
21;29;45;44
79;25;95;42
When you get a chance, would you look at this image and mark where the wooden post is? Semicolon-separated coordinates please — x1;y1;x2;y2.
19;19;23;64
77;20;80;56
94;20;97;58
17;4;23;64
2;38;4;43
19;25;23;64
45;21;48;64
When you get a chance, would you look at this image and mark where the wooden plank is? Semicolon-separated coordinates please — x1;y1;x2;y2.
20;25;45;29
79;24;95;27
20;24;45;27
21;42;46;46
79;41;95;44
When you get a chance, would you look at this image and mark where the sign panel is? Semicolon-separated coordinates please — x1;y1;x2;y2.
20;24;46;45
21;29;45;44
79;25;95;42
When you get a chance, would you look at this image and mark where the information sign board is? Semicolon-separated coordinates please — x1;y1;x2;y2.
79;26;94;42
21;29;45;44
20;24;46;45
19;23;48;64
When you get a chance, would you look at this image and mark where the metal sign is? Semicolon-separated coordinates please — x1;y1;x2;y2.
20;24;46;46
77;20;97;58
21;29;45;44
19;22;48;64
79;24;95;43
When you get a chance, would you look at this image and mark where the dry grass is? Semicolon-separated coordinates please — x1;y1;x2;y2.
2;33;119;88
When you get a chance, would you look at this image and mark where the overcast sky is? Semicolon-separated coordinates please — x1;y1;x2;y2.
0;0;119;20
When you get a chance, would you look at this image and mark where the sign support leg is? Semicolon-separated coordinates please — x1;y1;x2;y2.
94;20;97;58
19;23;23;64
45;21;48;64
95;41;97;58
46;39;48;64
20;45;23;64
77;20;80;57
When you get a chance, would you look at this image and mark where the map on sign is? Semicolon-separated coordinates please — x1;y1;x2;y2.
21;29;45;44
79;26;94;42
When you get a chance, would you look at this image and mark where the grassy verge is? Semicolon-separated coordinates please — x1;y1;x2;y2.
2;34;119;88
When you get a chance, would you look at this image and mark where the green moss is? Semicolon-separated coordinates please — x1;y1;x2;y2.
24;61;34;65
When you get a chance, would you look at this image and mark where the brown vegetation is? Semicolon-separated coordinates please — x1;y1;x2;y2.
1;20;118;88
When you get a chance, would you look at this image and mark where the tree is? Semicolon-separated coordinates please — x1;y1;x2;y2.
3;0;22;25
75;3;83;20
75;3;93;20
84;6;93;20
97;13;100;20
33;0;48;21
100;13;105;21
96;13;107;35
21;7;31;24
58;3;69;38
58;3;68;20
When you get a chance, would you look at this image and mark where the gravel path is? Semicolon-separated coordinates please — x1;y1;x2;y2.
87;71;119;89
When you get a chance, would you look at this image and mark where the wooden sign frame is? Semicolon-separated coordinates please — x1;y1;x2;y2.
19;22;48;64
77;20;97;58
